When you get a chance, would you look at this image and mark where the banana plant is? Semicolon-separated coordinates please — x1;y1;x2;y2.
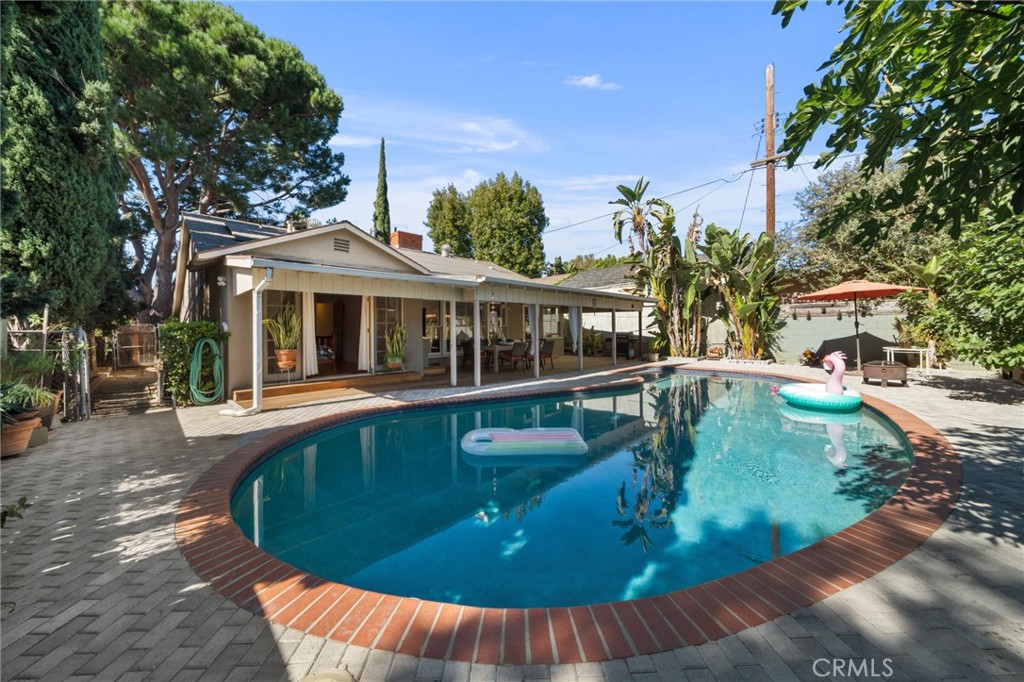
702;225;782;360
612;180;715;357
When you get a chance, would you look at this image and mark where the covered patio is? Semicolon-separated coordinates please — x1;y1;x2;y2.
175;214;652;415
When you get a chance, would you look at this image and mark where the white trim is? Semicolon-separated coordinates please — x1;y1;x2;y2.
226;255;477;289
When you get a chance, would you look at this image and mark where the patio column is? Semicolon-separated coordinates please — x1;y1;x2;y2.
473;295;482;387
638;309;643;358
251;289;263;411
576;305;584;371
532;303;540;379
611;308;617;366
449;296;457;386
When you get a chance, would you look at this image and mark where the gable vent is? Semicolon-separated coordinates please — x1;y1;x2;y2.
333;237;350;253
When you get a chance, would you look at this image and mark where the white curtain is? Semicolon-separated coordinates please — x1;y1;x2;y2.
357;296;370;372
302;291;318;377
569;306;581;353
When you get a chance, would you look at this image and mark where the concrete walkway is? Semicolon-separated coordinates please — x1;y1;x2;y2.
1;363;1021;682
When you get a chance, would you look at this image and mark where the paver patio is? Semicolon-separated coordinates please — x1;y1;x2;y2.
2;362;1021;681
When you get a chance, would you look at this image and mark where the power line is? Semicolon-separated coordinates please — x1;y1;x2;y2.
544;153;860;236
739;129;765;230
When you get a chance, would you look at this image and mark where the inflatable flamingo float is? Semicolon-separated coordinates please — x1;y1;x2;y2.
779;351;863;411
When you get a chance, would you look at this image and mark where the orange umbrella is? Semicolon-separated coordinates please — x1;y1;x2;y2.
796;280;925;370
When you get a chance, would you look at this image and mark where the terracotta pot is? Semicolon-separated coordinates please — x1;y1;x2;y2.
275;349;297;371
2;417;41;458
384;361;404;371
11;410;39;422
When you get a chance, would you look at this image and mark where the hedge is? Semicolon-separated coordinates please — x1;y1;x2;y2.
159;321;229;406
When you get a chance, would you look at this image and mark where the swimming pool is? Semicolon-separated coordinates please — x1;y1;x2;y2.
229;371;913;609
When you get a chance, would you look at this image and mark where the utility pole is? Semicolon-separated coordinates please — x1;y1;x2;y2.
750;64;787;238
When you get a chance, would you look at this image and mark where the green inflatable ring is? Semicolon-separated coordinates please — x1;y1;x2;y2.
778;383;862;412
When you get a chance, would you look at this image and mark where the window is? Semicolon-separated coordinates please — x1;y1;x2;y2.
265;290;299;375
374;297;401;368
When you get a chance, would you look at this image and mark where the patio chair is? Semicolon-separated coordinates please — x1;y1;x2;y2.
460;340;490;370
527;338;555;370
499;342;529;373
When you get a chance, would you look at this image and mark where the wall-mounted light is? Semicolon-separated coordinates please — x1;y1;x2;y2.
806;312;811;321
837;311;842;321
820;307;826;315
791;310;798;320
216;275;227;287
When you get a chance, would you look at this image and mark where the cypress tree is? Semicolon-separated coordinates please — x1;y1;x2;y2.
372;137;391;243
1;1;132;328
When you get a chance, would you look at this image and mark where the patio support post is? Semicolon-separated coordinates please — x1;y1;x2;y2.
532;303;540;379
638;309;643;358
611;309;617;366
251;283;265;412
221;268;273;416
449;296;457;386
577;305;584;371
473;295;482;387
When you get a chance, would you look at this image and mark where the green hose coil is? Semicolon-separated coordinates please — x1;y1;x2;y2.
189;337;224;405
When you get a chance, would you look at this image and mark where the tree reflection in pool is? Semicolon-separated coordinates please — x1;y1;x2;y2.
231;372;912;608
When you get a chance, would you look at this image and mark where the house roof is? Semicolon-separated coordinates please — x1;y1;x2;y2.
397;248;532;282
533;274;572;286
184;213;288;253
556;264;636;292
179;212;653;307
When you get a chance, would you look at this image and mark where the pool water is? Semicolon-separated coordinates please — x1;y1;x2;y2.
231;372;913;608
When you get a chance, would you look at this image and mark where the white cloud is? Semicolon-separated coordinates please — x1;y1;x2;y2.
548;174;640;192
564;74;621;91
335;95;547;156
329;134;380;148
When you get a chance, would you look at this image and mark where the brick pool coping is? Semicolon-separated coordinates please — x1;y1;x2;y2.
175;369;961;665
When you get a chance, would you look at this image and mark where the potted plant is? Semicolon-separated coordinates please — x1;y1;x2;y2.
707;345;725;361
1;353;58;458
893;318;914;348
799;348;819;366
264;304;301;370
384;324;407;370
644;337;664;362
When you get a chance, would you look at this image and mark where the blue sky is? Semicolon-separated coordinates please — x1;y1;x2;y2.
229;1;848;261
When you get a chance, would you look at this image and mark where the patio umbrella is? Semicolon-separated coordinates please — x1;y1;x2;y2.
796;280;924;371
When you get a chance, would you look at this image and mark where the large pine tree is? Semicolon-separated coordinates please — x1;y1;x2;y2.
0;1;132;328
372;137;391;243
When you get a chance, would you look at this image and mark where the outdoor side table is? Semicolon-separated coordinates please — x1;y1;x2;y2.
862;360;908;387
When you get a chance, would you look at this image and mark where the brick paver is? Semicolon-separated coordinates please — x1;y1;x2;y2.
2;363;1022;681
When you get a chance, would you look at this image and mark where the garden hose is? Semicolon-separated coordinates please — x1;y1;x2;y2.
189;337;223;405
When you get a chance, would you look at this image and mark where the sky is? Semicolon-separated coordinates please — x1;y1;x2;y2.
227;1;849;262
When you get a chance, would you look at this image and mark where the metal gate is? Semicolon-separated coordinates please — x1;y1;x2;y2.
114;324;159;369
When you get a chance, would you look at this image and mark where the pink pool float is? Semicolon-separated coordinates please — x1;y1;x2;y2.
779;351;863;411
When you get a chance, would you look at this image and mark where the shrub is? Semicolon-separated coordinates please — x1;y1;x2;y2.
159;321;229;406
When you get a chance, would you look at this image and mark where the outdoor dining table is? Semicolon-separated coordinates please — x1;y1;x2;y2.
483;343;514;372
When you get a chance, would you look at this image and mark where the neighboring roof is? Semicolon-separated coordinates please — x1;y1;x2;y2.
396;248;532;282
533;274;572;286
556;264;636;292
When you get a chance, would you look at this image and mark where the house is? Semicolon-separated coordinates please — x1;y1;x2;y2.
545;265;654;356
549;264;727;357
172;213;650;413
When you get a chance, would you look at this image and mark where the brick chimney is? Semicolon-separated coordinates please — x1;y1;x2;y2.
389;229;423;251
